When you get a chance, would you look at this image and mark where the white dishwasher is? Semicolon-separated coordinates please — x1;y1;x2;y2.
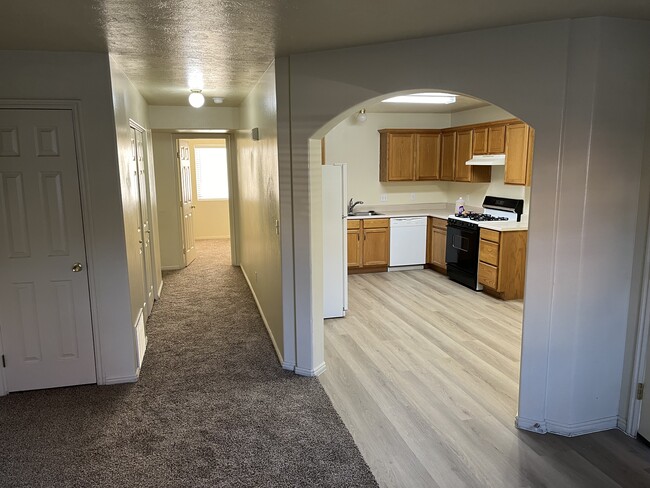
389;217;428;267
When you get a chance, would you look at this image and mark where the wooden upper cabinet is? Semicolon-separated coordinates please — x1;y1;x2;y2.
473;124;505;156
380;130;440;182
454;129;473;182
415;132;441;180
488;124;506;153
473;127;488;155
384;132;415;181
457;129;491;183
440;130;456;181
504;122;534;186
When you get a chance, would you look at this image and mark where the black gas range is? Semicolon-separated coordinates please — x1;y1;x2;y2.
445;196;524;291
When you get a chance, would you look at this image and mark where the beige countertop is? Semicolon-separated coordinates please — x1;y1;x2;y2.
347;203;528;231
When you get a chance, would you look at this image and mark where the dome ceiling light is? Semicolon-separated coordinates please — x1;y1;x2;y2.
188;89;205;108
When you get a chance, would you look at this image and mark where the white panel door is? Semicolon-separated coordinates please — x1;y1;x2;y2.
179;140;196;266
0;108;96;392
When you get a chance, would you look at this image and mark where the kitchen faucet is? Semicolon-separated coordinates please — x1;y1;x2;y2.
348;198;364;214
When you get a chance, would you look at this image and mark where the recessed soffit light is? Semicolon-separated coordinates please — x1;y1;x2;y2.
382;92;457;104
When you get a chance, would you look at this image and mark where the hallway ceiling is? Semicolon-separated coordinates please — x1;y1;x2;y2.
2;1;649;106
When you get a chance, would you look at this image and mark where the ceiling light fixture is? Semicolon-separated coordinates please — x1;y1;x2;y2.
213;97;224;104
188;89;205;108
355;108;367;123
382;92;457;104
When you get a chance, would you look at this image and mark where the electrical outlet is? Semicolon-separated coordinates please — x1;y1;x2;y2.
410;193;416;201
380;194;388;202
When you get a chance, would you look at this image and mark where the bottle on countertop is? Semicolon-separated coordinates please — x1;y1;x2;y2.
455;196;465;215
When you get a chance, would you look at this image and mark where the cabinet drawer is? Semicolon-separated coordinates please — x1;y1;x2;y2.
348;219;361;230
430;217;447;230
363;218;390;229
478;262;499;289
479;239;499;266
480;228;500;243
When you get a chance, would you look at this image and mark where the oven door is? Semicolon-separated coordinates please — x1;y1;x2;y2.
446;224;480;274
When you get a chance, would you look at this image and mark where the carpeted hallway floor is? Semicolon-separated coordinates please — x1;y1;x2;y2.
0;239;377;487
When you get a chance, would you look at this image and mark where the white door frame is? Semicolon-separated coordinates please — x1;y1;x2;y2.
0;99;103;396
626;203;650;436
129;120;157;312
170;133;239;266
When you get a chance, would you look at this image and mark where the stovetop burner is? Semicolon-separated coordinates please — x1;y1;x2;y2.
454;212;509;222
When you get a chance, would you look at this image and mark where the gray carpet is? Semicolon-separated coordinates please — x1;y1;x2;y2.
0;239;378;487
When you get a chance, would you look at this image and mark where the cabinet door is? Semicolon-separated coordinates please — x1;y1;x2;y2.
415;132;441;180
347;229;362;268
505;123;530;185
363;228;389;266
431;228;447;269
440;131;456;181
454;129;473;182
387;133;415;181
473;127;488;155
488;124;506;153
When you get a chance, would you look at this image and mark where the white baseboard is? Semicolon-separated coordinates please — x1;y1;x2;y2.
282;360;296;371
617;416;629;434
295;362;327;377
240;265;285;368
516;415;619;437
156;279;164;299
104;374;139;385
515;416;548;434
161;265;182;271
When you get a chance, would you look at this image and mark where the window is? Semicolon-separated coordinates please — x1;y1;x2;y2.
195;147;229;200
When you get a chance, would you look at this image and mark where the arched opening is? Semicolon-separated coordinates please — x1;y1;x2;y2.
309;89;536;484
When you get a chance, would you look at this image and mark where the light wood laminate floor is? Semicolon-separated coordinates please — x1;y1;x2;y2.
320;269;650;488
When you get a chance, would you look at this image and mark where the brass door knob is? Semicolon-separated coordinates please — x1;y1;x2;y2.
72;263;83;272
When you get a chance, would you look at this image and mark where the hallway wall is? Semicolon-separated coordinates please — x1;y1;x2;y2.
235;61;288;368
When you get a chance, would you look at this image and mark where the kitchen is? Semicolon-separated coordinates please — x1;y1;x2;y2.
322;92;532;316
319;92;534;484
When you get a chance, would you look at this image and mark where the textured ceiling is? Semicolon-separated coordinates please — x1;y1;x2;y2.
1;1;650;106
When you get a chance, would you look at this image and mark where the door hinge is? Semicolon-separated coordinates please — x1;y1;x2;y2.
1;355;5;368
638;383;645;401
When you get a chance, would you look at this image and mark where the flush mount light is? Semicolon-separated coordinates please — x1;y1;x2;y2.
188;89;205;108
382;92;457;104
212;97;224;104
355;108;367;123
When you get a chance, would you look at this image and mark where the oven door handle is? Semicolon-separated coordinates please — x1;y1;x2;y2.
451;234;470;252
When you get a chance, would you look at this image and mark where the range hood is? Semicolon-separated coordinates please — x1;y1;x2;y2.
465;154;506;166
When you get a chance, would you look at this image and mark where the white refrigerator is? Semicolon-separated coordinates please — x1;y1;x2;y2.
322;164;348;318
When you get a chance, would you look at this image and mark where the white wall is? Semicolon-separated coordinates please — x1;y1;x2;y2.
235;61;289;367
151;132;184;269
109;57;161;329
149;106;239;130
0;51;137;383
275;18;650;435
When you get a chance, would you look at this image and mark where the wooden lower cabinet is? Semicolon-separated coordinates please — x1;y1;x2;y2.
427;217;447;272
348;218;390;272
478;228;527;300
347;220;362;268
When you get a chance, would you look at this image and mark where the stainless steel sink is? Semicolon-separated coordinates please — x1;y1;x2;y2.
348;210;383;216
